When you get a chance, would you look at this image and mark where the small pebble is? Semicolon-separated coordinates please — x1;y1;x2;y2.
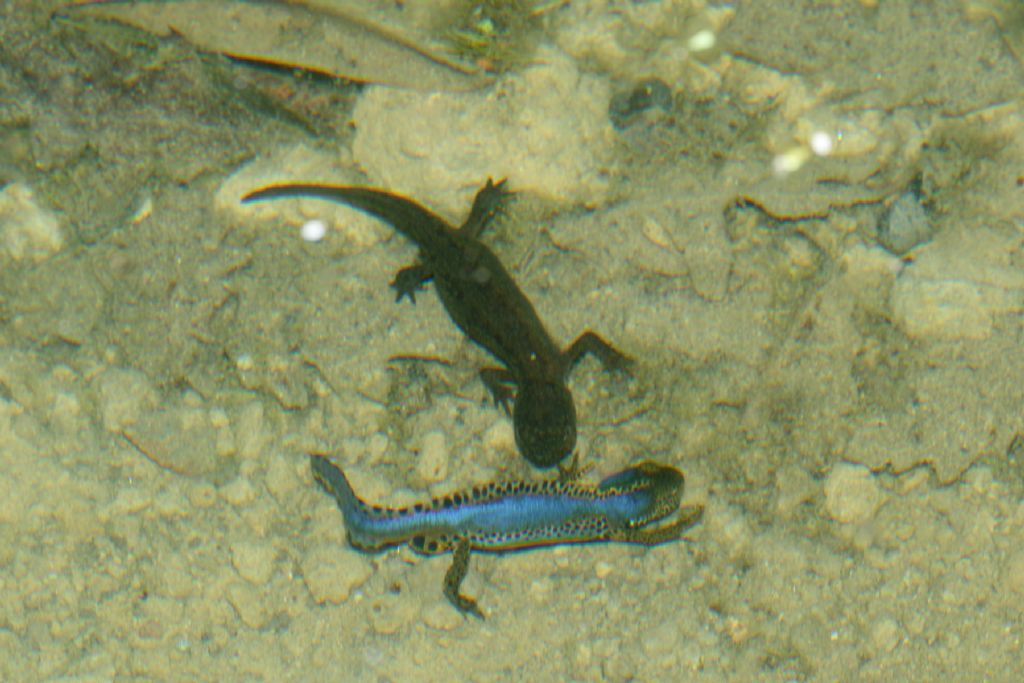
712;504;753;559
235;401;267;460
301;544;373;604
225;582;269;629
231;540;276;585
300;218;327;242
1003;551;1024;594
870;616;902;654
188;482;218;508
102;488;152;520
824;462;883;524
416;430;449;484
123;406;224;478
809;130;835;157
529;576;554;601
687;28;716;53
483;419;514;452
575;642;593;669
609;78;672;128
96;366;159;432
0;182;63;261
774;464;816;518
879;190;932;255
684;13;721;63
642;621;679;658
422;601;461;630
772;147;811;176
219;477;257;507
367;592;417;635
264;453;301;503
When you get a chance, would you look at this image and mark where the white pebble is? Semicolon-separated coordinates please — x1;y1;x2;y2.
687;29;716;53
810;130;835;157
0;182;63;261
824;462;884;524
300;218;327;242
771;147;810;176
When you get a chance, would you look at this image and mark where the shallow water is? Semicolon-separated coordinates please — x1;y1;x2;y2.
2;1;1024;681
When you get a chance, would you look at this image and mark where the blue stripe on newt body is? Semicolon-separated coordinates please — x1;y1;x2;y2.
309;454;703;618
243;180;630;470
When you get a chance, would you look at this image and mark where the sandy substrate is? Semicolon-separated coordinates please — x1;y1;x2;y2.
2;1;1024;680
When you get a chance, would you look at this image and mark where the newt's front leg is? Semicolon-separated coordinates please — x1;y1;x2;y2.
480;366;515;415
611;504;704;545
444;538;484;619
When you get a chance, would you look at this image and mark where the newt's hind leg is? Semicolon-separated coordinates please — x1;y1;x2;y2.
563;331;632;373
443;538;484;619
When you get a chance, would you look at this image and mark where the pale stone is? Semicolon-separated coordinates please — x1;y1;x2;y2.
157;553;196;600
0;183;63;261
95;367;159;432
101;488;152;520
823;463;883;524
351;45;614;213
683;213;731;302
234;401;267;460
188;482;218;508
892;278;999;341
711;504;753;559
301;544;373;604
219;477;257;507
774;464;817;518
123;406;224;478
367;592;418;635
225;582;269;629
416;430;449;484
231;540;276;585
642;621;680;658
422;601;461;631
482;419;514;452
264;453;302;504
1002;551;1024;595
891;228;1024;341
870;616;902;654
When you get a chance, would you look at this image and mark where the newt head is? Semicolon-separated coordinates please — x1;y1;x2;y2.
513;379;576;469
630;462;686;527
596;461;687;528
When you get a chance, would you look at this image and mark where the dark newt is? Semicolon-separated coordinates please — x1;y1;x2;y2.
242;179;630;468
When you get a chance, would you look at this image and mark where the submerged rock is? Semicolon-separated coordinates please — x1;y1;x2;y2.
878;190;933;255
609;78;672;129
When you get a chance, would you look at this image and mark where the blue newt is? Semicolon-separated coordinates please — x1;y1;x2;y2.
309;454;703;618
243;180;630;469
